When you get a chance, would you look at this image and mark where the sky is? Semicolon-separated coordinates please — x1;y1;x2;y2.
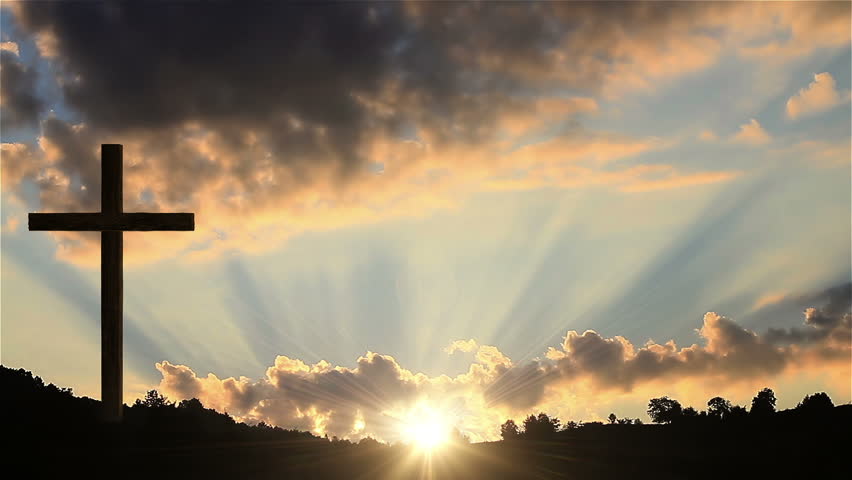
1;2;850;443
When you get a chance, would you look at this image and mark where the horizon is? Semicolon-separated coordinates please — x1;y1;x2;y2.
1;2;850;445
3;362;847;446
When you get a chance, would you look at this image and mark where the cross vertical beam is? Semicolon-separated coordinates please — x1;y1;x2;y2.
101;144;123;422
28;143;194;423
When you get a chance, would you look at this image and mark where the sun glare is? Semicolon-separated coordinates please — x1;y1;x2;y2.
401;405;451;451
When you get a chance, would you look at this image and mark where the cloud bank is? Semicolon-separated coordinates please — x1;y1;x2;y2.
155;284;851;442
4;2;846;265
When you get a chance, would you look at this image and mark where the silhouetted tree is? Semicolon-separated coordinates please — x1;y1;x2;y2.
500;419;520;441
178;398;204;411
647;396;682;424
707;396;732;420
750;388;777;417
682;406;698;418
797;392;834;414
358;436;381;448
728;405;748;421
523;413;560;439
136;389;173;408
608;413;617;424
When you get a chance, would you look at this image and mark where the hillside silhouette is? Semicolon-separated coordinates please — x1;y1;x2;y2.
3;365;849;479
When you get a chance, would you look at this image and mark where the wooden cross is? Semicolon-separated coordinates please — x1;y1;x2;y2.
29;144;194;422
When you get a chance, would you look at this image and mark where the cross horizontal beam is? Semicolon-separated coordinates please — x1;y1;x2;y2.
29;212;194;231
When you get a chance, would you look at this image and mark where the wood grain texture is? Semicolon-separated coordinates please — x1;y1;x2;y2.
29;212;195;231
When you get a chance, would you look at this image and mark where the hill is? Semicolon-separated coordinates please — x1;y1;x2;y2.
3;365;849;479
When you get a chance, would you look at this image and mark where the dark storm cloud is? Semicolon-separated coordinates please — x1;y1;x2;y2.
2;1;844;267
2;1;750;171
0;49;44;130
6;2;597;232
10;2;408;175
8;0;850;166
10;2;564;174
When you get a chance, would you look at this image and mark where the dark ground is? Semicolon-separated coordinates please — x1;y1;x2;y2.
3;365;849;479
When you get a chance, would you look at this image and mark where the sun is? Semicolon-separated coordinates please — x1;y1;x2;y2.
400;405;451;451
406;418;448;450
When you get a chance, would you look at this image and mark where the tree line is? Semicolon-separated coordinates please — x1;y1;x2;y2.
500;387;838;440
4;365;850;479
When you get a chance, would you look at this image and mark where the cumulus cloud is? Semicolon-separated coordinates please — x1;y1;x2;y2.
155;287;850;442
786;72;847;120
732;118;771;145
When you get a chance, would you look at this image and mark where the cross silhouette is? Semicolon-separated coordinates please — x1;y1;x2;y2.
29;144;194;422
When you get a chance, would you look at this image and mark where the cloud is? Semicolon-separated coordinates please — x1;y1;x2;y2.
698;130;718;142
4;2;841;265
752;292;788;311
3;115;736;267
445;339;479;354
0;41;19;56
736;3;851;60
0;50;45;130
732;118;771;145
155;286;850;442
2;215;20;233
33;30;58;58
764;283;852;346
786;72;846;120
783;140;852;168
620;169;741;193
1;142;43;190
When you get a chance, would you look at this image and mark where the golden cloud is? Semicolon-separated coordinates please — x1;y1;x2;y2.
154;296;850;442
786;72;847;120
732;119;771;146
5;108;737;267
